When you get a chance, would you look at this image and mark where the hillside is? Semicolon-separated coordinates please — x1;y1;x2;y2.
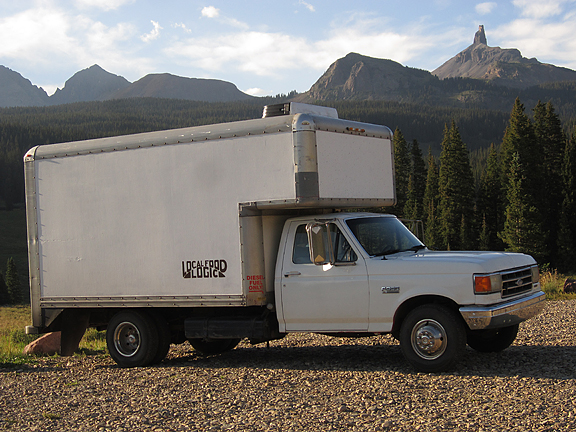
432;25;576;89
110;73;253;102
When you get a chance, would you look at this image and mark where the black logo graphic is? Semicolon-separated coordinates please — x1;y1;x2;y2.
182;259;227;279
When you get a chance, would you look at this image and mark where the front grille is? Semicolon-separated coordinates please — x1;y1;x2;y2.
501;267;533;298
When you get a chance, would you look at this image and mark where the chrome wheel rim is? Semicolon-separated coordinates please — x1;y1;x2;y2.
113;321;141;358
411;318;447;360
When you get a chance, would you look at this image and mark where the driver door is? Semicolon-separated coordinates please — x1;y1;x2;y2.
279;221;369;332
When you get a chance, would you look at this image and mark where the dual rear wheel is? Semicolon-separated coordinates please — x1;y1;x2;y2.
106;310;167;368
106;310;240;367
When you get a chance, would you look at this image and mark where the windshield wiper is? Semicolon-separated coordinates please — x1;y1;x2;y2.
375;245;426;259
374;249;402;258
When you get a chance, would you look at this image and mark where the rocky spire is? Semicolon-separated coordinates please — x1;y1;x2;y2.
474;25;487;45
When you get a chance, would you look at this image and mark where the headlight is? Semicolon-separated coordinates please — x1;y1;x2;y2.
474;273;502;294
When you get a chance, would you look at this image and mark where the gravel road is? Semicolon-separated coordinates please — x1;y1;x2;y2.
1;300;576;432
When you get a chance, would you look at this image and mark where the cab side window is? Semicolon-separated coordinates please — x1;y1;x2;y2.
334;226;357;263
292;225;312;264
292;223;357;264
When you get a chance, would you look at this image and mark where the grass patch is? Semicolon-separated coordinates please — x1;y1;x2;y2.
540;269;576;300
0;305;107;367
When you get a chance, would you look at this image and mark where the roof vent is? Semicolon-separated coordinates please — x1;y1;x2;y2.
262;102;338;119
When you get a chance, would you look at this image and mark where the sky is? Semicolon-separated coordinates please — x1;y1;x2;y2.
1;0;576;97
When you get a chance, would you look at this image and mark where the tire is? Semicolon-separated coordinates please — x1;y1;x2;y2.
399;304;466;373
467;324;519;353
150;313;171;364
106;310;159;367
188;338;240;355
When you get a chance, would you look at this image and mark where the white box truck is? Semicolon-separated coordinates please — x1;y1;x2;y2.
24;103;545;372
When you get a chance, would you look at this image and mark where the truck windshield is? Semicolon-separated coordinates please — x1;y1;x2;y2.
346;217;425;257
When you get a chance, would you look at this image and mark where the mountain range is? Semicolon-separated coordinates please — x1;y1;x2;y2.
2;26;576;111
0;64;254;108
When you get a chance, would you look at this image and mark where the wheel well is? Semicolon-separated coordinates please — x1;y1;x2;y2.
391;295;461;339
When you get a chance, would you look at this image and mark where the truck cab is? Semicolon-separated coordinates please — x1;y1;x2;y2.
276;212;544;371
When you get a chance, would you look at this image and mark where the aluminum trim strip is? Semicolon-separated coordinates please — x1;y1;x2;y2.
40;295;246;308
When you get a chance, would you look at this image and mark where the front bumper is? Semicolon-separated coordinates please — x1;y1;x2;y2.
459;291;546;330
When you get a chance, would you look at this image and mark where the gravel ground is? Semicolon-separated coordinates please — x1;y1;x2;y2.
1;300;576;432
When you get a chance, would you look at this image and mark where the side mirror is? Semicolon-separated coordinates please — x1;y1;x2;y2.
306;222;334;265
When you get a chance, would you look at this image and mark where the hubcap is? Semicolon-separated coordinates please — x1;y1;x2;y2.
113;321;141;358
411;319;447;360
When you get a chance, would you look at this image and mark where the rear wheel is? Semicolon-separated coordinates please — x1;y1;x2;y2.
399;304;466;372
188;338;240;355
107;310;159;367
467;324;519;353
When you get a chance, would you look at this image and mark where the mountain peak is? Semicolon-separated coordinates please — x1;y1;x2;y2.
0;65;50;107
432;26;576;88
50;65;131;104
474;25;487;45
294;52;436;102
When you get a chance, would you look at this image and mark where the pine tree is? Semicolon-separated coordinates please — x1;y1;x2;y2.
533;101;565;266
438;122;475;250
0;273;9;306
403;140;427;220
499;98;548;261
500;98;539;203
477;144;503;250
557;131;576;271
478;214;491;251
423;149;441;249
499;153;547;262
5;258;22;305
393;128;410;216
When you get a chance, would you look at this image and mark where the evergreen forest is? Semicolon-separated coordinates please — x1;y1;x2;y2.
1;96;575;304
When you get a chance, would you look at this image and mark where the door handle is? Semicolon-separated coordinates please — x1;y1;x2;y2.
284;271;301;277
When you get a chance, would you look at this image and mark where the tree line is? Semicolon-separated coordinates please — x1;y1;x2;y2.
392;98;576;271
0;97;518;210
0;258;21;305
1;96;575;290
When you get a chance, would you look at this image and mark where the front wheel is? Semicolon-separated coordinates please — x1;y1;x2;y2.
107;310;159;367
467;324;519;353
399;304;466;372
188;338;240;355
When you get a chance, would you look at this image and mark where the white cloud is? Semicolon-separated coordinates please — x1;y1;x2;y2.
512;0;568;18
200;6;249;29
475;2;497;15
493;13;576;69
164;21;448;81
173;23;192;33
0;4;154;85
299;1;315;12
0;6;76;63
244;87;268;96
76;0;135;11
140;20;162;42
201;6;220;18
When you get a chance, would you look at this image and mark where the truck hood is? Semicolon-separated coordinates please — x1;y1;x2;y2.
368;250;536;275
